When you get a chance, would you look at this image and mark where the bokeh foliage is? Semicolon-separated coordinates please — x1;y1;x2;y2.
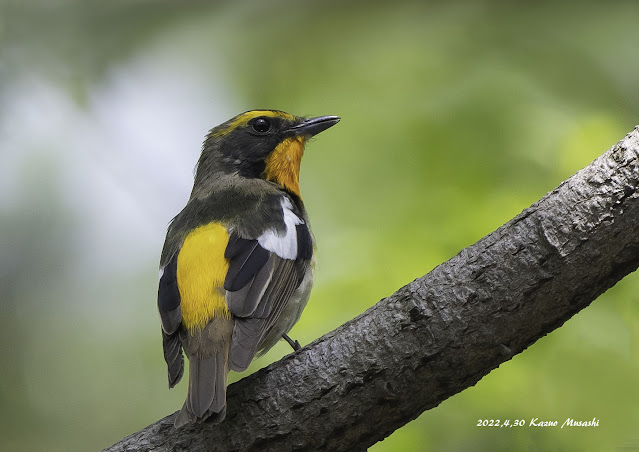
1;1;638;450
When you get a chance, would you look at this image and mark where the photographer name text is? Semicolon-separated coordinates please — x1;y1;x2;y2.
477;418;599;428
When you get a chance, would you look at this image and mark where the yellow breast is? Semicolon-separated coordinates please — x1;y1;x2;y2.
176;222;230;332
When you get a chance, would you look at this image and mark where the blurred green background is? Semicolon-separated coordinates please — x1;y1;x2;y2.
1;1;639;450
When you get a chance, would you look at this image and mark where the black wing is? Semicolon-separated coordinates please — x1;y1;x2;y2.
224;222;312;372
158;253;184;387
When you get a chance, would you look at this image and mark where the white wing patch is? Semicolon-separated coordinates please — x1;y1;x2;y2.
258;197;303;260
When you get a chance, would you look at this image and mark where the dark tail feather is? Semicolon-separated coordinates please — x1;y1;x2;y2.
174;348;229;428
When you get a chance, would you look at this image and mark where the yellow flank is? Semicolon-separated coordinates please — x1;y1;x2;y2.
177;222;230;332
264;136;306;198
211;110;295;138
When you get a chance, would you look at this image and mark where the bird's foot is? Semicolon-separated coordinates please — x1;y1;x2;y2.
282;333;301;351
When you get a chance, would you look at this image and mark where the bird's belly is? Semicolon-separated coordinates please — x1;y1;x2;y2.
177;222;230;332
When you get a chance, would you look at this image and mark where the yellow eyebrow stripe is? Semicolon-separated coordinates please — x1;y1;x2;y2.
210;110;295;137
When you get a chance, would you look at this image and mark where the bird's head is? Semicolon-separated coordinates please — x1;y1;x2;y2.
197;110;340;198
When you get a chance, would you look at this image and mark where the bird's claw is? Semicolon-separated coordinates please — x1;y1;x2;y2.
282;333;301;351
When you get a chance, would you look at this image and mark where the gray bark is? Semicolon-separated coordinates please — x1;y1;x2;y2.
105;127;639;452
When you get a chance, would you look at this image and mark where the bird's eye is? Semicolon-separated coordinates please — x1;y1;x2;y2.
252;117;271;134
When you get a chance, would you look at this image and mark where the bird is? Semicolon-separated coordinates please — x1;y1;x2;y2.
157;109;340;428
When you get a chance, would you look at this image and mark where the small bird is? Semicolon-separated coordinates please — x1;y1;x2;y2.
157;110;339;427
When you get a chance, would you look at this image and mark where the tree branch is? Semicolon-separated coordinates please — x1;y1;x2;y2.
105;127;639;452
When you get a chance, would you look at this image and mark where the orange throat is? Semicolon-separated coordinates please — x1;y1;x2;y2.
264;137;306;198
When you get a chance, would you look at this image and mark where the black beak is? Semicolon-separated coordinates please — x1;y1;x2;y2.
288;115;340;137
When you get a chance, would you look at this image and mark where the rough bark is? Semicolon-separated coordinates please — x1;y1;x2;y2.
105;127;639;452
